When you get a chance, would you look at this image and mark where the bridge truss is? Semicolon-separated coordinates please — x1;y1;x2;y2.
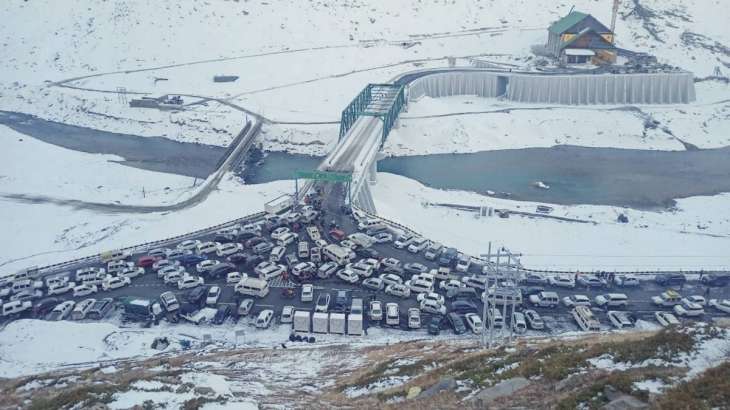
338;83;406;148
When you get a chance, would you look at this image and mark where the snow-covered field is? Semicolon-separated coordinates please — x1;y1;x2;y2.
384;80;730;156
0;125;200;206
372;173;730;271
0;175;293;273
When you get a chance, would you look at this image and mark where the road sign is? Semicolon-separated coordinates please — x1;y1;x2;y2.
295;170;352;183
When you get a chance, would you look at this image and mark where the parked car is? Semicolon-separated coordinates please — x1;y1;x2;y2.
655;273;687;287
206;286;221;305
177;239;201;252
464;312;483;334
614;274;640;287
186;286;208;307
428;315;443;335
674;299;704;317
407;237;429;253
548;275;575;288
334;290;349;311
393;234;414;249
524;309;545;330
227;271;245;284
440;279;463;292
301;284;314;302
137;255;160;268
685;295;707;306
577;274;606;288
385;283;411;298
216;243;243;257
336;268;359;284
403;262;428;275
207;262;237;279
447;312;467;334
281;306;295;324
73;283;98;297
47;301;75;321
33;297;60;317
708;299;730;314
362;277;385;291
196;259;220;274
417;292;445;306
256;309;274;328
655;311;680;327
701;273;730;287
101;276;131;291
315;293;331;313
178;275;204;290
379;273;403;287
47;280;75;296
369;300;383;321
450;300;478;314
420;299;447;315
408;308;421;329
562;294;592;308
212;305;232;325
178;254;206;267
237;299;254;317
381;257;401;270
373;232;393;243
594;293;629;308
522;273;549;286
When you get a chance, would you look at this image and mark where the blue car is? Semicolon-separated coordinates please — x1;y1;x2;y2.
178;254;206;266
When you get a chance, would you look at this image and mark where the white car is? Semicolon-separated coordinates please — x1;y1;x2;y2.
562;294;592;308
362;277;385;291
369;300;383;321
465;313;484;334
301;284;314;302
271;227;291;241
318;262;338;279
197;241;220;255
281;306;295;324
407;237;429;253
655;311;680;327
709;299;730;314
614;274;640;287
685;295;707;307
439;279;463;292
47;281;76;296
347;261;374;278
393;234;414;249
340;239;357;250
120;267;145;279
206;286;221;304
408;308;421;329
548;275;576;288
177;239;201;252
216;243;243;257
178;275;204;290
256;309;274;329
336;269;359;284
153;259;179;271
156;264;184;279
373;232;392;243
674;300;704;317
381;257;400;269
227;272;246;284
385;283;411;298
107;261;134;274
196;259;220;273
73;283;97;297
419;299;447;315
361;258;381;271
417;292;445;306
379;273;403;287
101;276;131;291
406;279;433;294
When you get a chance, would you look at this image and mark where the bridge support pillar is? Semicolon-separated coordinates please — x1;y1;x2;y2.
368;159;377;185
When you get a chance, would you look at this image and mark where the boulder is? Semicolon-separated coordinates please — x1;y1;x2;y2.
420;378;457;399
602;395;649;410
472;377;530;404
406;386;422;399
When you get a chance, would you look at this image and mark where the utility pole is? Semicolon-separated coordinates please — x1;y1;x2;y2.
610;0;620;40
481;241;492;348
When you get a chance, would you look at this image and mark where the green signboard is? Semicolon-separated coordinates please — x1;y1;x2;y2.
295;170;352;183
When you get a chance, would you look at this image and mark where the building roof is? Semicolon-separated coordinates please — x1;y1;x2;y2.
564;49;596;56
560;28;616;52
549;11;611;35
549;11;589;35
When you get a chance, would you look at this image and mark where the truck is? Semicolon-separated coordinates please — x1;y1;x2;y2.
306;226;321;242
264;194;294;215
329;312;346;334
293;310;311;333
347;314;363;336
312;312;329;334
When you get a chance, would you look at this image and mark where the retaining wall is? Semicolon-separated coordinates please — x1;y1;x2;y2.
407;71;696;105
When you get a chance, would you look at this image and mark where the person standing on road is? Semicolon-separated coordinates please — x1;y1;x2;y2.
705;286;711;298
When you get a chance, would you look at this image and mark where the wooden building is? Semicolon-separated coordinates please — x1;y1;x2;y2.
546;11;617;64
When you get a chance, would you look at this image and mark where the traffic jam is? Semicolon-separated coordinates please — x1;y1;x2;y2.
2;196;730;339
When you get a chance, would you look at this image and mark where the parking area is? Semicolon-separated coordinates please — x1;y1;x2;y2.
2;189;730;339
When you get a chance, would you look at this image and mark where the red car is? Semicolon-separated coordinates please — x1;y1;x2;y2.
137;255;160;268
329;228;346;241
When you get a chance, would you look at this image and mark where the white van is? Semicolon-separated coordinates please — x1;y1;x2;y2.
485;287;523;305
277;232;298;247
2;300;32;317
297;241;310;259
529;291;560;308
72;298;96;320
424;243;444;260
323;244;351;266
512;312;527;334
489;308;504;328
11;279;41;294
235;278;270;298
572;306;601;331
385;303;400;326
358;219;383;232
432;267;452;281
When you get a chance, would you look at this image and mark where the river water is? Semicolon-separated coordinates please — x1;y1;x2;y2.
245;147;730;209
0;111;225;179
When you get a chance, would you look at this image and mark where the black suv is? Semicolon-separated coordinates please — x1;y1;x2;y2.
208;262;237;279
186;286;209;307
701;273;730;287
655;273;687;287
